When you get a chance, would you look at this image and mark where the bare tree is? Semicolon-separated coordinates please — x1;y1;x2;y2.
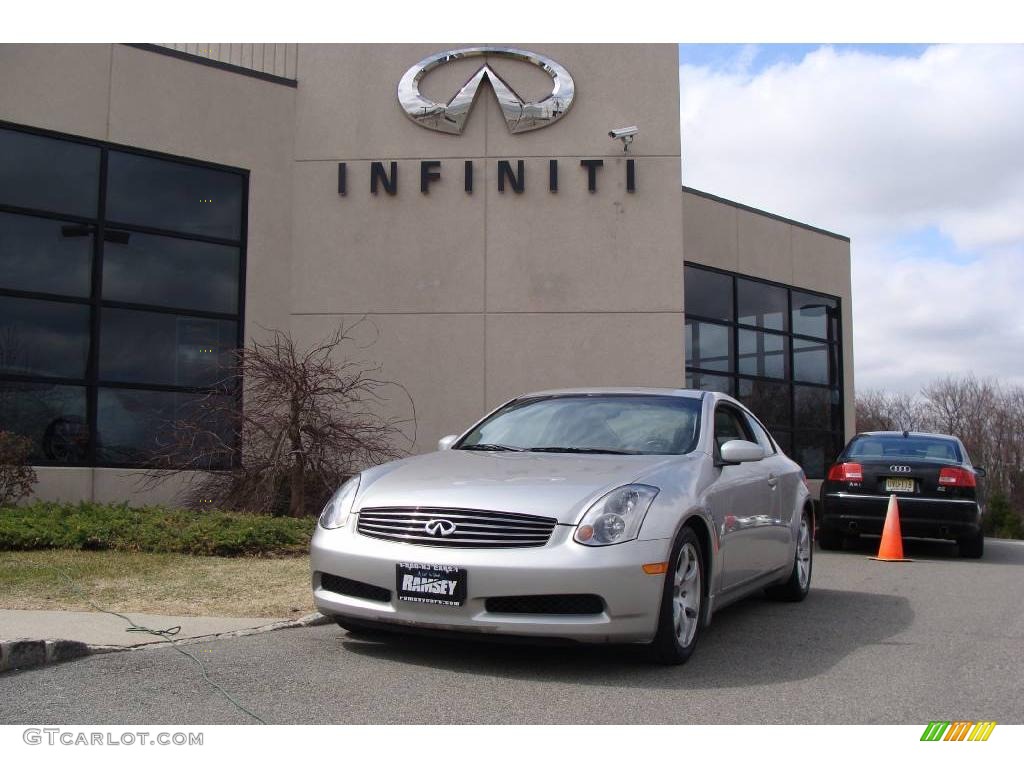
144;320;415;516
855;388;924;433
0;431;38;506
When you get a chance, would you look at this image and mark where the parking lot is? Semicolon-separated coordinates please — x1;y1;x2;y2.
2;537;1023;725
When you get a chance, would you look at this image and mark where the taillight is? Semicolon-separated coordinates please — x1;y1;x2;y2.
938;467;976;488
827;462;863;482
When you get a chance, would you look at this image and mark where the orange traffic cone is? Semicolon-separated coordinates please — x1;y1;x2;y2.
869;494;912;562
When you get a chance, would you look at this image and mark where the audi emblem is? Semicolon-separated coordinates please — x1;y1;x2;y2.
890;465;912;473
424;519;457;537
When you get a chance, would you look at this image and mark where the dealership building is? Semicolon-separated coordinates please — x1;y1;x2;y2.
0;43;853;504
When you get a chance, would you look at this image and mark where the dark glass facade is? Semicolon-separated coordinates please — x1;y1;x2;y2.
0;123;247;467
685;263;844;478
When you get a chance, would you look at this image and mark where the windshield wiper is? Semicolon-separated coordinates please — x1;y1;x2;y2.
458;443;524;452
526;446;640;455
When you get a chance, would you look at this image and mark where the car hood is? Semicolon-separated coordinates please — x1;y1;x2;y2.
356;449;682;524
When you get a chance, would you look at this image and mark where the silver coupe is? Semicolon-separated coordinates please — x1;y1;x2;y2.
310;388;813;664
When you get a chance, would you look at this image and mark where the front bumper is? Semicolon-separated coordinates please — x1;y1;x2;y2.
310;522;671;644
820;492;982;540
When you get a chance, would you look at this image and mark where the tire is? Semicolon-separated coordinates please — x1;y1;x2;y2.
958;529;984;559
766;508;813;602
648;525;707;665
817;526;844;551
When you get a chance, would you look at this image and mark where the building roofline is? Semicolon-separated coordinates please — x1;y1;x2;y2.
126;44;298;88
682;185;850;243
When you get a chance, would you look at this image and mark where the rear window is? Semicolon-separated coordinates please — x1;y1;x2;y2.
845;435;963;463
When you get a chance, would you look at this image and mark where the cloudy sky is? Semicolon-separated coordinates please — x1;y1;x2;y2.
677;43;1024;394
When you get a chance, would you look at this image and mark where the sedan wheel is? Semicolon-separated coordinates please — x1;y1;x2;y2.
649;525;705;665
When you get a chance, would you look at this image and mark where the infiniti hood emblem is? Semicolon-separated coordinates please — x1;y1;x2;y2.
424;519;457;537
397;47;575;135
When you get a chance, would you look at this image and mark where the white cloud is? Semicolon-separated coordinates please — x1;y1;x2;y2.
679;44;1024;392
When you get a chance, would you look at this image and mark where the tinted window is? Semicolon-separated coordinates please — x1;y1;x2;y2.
738;278;787;331
793;337;832;385
845;435;963;462
737;377;791;430
714;406;753;450
0;212;93;297
792;291;838;340
793;432;839;479
737;329;787;379
106;151;244;240
794;386;841;432
686;371;733;395
686;320;731;372
0;383;88;462
0;296;90;378
0;128;99;216
102;232;239;313
96;388;234;467
684;265;733;322
99;309;237;387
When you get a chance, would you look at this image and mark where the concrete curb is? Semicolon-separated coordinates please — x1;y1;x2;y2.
0;611;332;674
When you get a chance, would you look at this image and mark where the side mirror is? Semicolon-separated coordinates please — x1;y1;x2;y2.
437;434;459;451
974;466;987;478
719;439;765;465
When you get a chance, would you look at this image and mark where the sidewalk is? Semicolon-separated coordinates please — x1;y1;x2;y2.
0;608;329;672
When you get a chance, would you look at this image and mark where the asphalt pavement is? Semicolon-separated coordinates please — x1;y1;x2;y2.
2;537;1023;724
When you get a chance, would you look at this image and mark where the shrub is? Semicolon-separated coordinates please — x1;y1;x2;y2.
0;502;316;557
0;431;38;506
985;492;1023;540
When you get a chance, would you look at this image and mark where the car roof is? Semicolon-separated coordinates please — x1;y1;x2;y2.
514;386;708;399
858;431;963;442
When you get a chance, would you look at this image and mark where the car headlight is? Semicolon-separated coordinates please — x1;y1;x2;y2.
318;475;361;529
574;484;659;546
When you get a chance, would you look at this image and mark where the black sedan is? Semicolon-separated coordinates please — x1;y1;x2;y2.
819;431;985;557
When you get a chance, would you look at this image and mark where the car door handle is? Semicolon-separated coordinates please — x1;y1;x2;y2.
767;474;778;489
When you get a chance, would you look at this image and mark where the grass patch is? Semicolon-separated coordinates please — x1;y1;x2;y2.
0;550;314;618
1;502;316;557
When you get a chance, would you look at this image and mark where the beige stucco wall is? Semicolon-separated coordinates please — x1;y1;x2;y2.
290;43;685;452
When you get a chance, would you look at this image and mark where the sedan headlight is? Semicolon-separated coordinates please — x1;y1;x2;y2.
318;475;361;529
574;484;659;546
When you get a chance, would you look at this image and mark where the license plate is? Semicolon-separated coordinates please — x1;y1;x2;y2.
885;477;915;493
396;562;467;606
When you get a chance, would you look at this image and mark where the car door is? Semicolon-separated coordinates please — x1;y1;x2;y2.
740;409;795;572
704;403;775;590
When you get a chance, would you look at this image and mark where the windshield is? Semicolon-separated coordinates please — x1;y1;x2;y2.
845;435;964;463
456;394;702;455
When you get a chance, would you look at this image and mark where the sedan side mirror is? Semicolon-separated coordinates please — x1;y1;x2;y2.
974;466;987;478
438;434;459;451
719;439;765;465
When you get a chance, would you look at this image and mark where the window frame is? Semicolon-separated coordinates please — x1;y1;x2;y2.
0;120;249;469
685;262;845;478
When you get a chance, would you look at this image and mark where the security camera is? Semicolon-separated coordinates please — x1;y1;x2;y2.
608;126;638;152
608;126;639;139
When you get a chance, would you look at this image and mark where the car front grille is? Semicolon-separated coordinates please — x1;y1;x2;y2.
356;507;557;548
319;572;392;603
485;594;605;615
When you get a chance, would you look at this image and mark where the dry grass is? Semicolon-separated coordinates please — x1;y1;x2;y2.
0;550;314;618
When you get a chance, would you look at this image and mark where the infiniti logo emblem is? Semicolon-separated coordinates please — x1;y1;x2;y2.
424;519;457;537
397;47;575;135
890;465;912;473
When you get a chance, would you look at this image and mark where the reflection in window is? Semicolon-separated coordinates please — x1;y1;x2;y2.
0;383;88;462
793;337;832;385
102;232;239;313
0;296;90;379
684;265;733;322
793;431;840;480
0;212;93;297
99;309;237;388
106;151;244;240
792;291;838;340
738;278;787;331
738;329;787;379
737;377;791;430
685;320;731;372
0;128;100;217
685;371;733;395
